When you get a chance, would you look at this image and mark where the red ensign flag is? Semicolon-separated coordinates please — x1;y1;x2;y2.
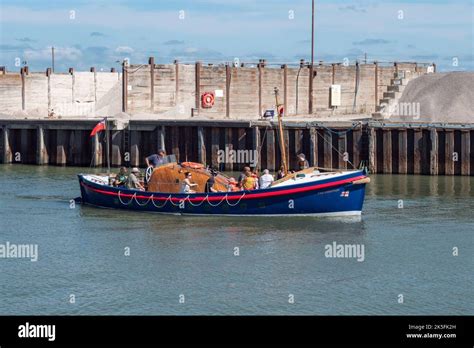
90;118;106;137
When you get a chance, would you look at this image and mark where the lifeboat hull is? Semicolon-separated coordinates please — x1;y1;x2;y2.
78;170;368;217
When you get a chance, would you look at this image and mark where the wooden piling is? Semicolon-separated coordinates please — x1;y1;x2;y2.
352;127;362;169
111;131;122;167
413;129;423;174
157;126;166;153
309;127;318;167
225;127;233;171
445;130;455;175
130;130;139;167
1;127;12;163
398;129;408;174
430;128;438;175
266;128;276;171
171;127;180;162
383;129;392;173
92;133;102;167
197;126;206;164
461;130;470;176
36;126;47;165
253;126;261;171
56;131;67;166
210;127;220;169
338;134;347;169
368;127;376;173
323;130;333;169
20;129;28;163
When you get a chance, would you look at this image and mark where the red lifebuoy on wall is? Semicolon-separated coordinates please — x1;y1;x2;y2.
201;92;215;108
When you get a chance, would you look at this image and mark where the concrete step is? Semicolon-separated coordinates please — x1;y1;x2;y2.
390;78;408;86
383;91;402;99
379;98;395;105
387;85;405;93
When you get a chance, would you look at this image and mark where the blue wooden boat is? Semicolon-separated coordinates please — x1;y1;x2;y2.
77;167;369;217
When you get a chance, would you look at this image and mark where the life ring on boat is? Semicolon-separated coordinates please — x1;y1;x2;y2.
181;162;205;170
201;92;215;108
145;166;154;183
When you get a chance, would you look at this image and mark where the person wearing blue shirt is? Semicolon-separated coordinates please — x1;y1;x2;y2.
145;149;166;167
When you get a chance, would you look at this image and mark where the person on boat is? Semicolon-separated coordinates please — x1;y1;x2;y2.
237;166;251;188
128;167;145;191
276;166;286;180
297;153;310;170
259;169;274;189
145;149;166;168
180;172;198;194
241;170;257;190
205;169;218;193
251;167;260;189
114;167;128;187
227;177;239;192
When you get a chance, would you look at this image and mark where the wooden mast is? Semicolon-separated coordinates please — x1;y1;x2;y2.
274;87;288;175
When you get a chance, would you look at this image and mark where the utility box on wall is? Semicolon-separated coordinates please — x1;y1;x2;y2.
330;84;341;107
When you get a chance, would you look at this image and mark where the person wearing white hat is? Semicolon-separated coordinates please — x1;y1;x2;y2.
128;167;145;191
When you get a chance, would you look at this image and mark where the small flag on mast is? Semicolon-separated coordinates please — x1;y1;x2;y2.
90;118;106;137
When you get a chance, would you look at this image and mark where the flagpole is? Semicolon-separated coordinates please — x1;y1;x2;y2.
106;117;111;175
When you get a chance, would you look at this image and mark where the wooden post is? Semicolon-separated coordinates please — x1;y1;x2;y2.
309;127;318;167
461;130;470;176
338;134;347;169
253;126;261;171
309;65;314;114
92;133;102;167
374;62;378;108
323;130;333;169
1;127;12;163
111;131;122;167
171;127;180;162
368;127;376;173
294;129;303;159
445;130;455;175
430;128;438;175
195;62;201;111
211;127;220;169
36;126;47;165
352;127;362;169
174;60;179;104
383;129;392;173
413;129;422;174
225;127;233;171
197;126;206;165
20;129;28;163
258;63;263;116
266;128;276;171
21;67;26;110
122;63;128;113
149;57;155;112
224;64;231;118
398;129;408;174
331;64;335;85
283;65;288;115
130;130;139;167
56;131;67;166
157;126;166;152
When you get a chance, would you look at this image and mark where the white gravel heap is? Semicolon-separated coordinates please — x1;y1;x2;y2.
391;72;474;124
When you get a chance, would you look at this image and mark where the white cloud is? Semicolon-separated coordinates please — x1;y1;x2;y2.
115;46;134;54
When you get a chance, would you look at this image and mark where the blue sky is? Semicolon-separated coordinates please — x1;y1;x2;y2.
0;0;472;72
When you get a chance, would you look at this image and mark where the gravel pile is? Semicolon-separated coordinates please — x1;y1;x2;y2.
390;72;474;124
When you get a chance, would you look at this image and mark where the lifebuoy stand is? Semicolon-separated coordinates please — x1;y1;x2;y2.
201;92;215;108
